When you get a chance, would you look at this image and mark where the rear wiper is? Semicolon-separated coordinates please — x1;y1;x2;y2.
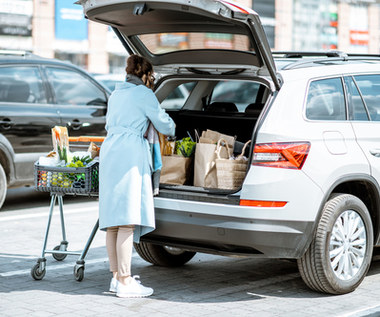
186;68;245;75
222;68;245;75
186;68;211;75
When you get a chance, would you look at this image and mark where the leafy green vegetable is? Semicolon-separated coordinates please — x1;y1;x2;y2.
66;155;92;168
175;137;196;157
72;155;92;164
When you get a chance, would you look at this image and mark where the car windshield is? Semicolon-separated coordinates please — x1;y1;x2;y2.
137;32;251;54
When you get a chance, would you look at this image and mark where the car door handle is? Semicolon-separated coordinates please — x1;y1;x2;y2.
0;118;14;130
370;149;380;157
69;119;82;130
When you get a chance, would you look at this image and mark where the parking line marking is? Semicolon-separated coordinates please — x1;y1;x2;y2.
337;304;380;317
0;204;98;222
0;254;36;259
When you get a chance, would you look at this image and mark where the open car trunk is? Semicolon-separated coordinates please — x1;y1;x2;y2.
154;76;272;200
77;0;279;200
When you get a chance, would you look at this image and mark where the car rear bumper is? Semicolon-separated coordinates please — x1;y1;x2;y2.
147;197;315;258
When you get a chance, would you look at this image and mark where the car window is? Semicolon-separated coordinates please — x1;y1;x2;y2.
210;81;261;113
344;77;369;121
160;83;195;110
139;32;250;54
0;66;47;103
306;78;346;121
46;67;107;106
97;79;120;91
354;75;380;121
93;74;125;91
166;87;184;100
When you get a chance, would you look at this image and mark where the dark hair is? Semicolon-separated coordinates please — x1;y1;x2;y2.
126;54;153;78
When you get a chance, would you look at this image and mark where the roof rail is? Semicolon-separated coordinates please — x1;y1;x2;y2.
0;50;37;58
347;53;380;58
272;51;348;59
273;51;380;70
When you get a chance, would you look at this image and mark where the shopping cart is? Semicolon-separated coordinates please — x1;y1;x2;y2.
31;136;104;282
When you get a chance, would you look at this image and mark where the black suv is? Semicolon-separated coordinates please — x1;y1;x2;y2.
0;51;110;208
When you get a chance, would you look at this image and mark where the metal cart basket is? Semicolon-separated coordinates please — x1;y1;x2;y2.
31;137;102;282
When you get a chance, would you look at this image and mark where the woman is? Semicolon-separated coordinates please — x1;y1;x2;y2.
99;55;175;298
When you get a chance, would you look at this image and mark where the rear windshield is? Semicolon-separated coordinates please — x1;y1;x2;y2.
138;32;250;54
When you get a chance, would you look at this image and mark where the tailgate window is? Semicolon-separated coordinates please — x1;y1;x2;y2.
138;32;250;54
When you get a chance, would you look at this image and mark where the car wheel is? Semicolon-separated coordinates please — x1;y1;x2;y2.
0;163;7;210
134;241;196;267
297;193;373;294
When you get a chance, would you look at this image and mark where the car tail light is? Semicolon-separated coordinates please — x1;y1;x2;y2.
252;142;311;170
240;200;287;207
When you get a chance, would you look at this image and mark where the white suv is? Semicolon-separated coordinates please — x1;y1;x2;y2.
80;0;380;294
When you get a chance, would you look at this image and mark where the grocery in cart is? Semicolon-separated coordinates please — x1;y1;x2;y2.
31;126;103;281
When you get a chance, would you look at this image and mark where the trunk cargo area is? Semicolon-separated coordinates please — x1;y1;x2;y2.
154;77;271;201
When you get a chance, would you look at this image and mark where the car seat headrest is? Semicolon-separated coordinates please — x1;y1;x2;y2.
204;102;238;112
7;80;30;103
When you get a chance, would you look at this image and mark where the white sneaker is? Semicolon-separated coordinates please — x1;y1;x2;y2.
109;277;118;293
116;275;154;298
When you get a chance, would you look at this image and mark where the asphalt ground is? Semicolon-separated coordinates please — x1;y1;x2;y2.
1;188;380;317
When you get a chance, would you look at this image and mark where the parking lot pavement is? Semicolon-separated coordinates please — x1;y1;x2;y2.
1;194;380;316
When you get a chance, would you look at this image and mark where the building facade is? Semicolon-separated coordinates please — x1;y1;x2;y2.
0;0;378;74
285;0;380;53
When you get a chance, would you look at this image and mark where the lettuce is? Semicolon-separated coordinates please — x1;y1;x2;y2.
175;137;196;157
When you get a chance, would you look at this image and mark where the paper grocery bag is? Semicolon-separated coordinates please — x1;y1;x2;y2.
202;129;235;148
199;137;215;144
194;142;228;188
160;155;192;185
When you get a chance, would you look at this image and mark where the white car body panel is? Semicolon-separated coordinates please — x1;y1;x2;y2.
351;122;380;181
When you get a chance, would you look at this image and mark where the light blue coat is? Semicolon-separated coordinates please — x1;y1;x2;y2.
99;81;175;242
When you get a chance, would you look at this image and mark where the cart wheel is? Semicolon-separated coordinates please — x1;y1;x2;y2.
74;265;84;282
31;263;46;280
52;245;67;261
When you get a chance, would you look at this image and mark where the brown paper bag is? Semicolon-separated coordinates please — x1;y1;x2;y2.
201;129;235;148
160;155;192;185
193;129;234;188
199;137;214;144
87;142;100;158
194;142;228;188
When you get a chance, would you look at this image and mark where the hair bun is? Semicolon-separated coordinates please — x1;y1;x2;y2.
126;54;153;79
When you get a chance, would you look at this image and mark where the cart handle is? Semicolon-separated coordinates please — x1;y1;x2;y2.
68;136;105;143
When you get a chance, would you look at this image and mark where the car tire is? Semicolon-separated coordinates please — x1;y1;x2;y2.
134;241;196;267
297;193;373;294
0;163;7;210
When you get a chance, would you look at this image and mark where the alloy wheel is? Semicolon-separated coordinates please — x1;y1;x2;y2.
329;210;367;280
